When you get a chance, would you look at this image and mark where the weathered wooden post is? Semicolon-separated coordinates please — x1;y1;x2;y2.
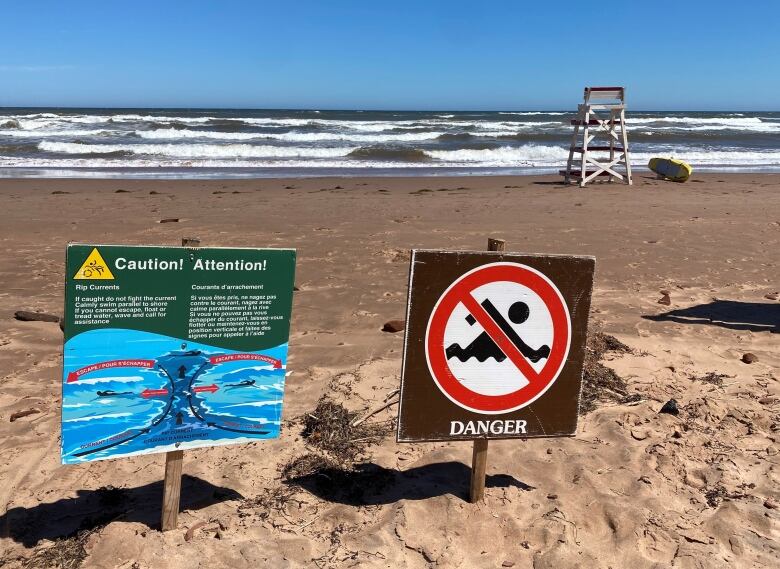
469;237;505;503
160;236;200;531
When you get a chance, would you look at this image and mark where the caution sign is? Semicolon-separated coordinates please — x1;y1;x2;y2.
398;250;594;442
61;244;296;464
74;247;115;280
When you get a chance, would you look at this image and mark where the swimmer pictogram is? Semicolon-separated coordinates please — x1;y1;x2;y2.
445;299;551;364
73;247;115;280
425;262;571;414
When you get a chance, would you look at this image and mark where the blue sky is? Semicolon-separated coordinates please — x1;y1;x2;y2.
1;1;778;110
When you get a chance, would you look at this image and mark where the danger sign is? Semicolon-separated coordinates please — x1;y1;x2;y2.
398;250;594;442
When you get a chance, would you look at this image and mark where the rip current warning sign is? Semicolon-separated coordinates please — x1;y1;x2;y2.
61;244;295;464
397;250;594;442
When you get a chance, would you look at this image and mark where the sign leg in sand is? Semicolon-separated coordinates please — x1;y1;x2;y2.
62;241;296;530
397;241;594;502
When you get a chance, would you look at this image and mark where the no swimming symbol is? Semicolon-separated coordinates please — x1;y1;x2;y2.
425;262;571;414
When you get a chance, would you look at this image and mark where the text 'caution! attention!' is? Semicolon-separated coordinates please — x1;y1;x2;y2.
61;244;296;464
397;250;595;442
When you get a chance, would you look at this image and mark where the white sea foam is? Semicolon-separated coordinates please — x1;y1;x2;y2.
222;400;282;409
7;146;780;171
2;128;114;138
39;140;355;159
136;128;443;143
63;412;133;423
69;374;146;386
428;144;570;165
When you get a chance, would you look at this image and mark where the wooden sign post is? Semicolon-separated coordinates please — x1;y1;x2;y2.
396;243;595;504
468;237;505;503
161;236;201;531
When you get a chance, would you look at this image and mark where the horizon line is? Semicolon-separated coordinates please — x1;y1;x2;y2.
1;105;778;113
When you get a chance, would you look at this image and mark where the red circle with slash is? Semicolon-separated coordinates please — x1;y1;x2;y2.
425;262;571;414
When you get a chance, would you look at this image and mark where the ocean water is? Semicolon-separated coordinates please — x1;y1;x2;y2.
2;108;779;178
62;328;288;464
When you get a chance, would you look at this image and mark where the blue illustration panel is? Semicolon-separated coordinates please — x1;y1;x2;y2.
62;329;288;464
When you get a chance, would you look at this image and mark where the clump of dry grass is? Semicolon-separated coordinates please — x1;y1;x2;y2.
301;399;391;462
21;532;88;569
580;331;632;414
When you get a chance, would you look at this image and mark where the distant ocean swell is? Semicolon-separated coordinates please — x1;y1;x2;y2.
1;109;779;177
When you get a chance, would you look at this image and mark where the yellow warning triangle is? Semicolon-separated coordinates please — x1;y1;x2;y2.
74;248;115;280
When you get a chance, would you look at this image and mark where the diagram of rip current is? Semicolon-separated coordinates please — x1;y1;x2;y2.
72;345;271;458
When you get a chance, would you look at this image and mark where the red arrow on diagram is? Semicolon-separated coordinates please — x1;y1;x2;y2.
141;388;169;398
193;384;219;394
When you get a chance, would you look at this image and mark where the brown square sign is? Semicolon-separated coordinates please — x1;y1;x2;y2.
397;250;595;442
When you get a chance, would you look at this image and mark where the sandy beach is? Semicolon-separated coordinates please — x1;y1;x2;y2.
1;173;779;568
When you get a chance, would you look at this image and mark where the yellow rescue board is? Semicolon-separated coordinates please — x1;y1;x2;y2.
648;157;693;182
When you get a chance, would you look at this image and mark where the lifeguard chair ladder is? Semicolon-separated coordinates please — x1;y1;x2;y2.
561;87;632;187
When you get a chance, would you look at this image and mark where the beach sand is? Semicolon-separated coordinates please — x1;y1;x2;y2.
0;173;778;568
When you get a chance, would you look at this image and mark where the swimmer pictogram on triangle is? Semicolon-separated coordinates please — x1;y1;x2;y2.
74;248;115;280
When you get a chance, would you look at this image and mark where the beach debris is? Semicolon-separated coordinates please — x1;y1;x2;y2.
301;398;390;461
115;189;131;193
10;408;41;422
184;521;207;542
23;531;89;569
622;393;643;405
658;290;671;305
691;371;730;386
659;399;680;416
282;453;339;480
764;498;779;510
382;319;405;333
580;331;632;414
149;190;162;194
51;190;69;194
741;352;758;364
764;292;779;300
351;392;399;427
14;310;60;323
159;217;180;223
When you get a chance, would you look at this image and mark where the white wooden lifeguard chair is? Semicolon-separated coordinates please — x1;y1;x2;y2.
561;86;632;187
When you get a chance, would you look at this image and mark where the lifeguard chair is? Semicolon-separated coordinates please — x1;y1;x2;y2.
561;87;632;187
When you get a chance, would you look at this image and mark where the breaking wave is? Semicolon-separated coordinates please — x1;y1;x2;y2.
0;109;777;175
348;146;431;162
38;140;354;159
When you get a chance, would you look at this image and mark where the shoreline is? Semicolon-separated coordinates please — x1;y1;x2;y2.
2;166;780;180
